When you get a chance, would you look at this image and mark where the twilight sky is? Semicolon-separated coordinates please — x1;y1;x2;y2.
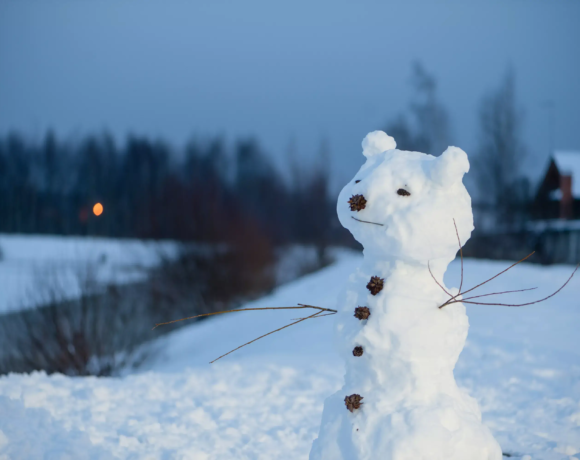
1;0;579;190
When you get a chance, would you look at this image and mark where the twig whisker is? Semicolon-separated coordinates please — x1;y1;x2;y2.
351;216;384;226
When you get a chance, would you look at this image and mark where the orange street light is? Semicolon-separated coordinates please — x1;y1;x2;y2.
93;202;104;216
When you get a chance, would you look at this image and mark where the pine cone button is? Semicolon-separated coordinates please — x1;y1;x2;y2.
366;276;384;295
352;346;363;357
348;194;367;212
345;394;364;412
354;306;370;320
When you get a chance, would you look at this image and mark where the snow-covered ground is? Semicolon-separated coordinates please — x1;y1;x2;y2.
0;234;330;315
0;234;179;313
1;251;579;459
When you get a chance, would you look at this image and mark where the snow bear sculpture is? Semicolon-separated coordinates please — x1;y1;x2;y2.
309;131;502;460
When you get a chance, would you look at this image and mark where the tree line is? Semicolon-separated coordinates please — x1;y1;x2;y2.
0;132;343;376
0;132;344;251
0;63;532;246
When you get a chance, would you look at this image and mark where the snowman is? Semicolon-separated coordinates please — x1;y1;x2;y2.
309;131;502;460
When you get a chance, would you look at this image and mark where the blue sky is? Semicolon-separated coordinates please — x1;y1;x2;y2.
1;0;578;189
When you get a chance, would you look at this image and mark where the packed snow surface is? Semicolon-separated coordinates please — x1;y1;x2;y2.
0;251;579;459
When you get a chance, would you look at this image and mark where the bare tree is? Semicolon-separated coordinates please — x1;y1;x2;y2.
473;67;529;228
386;61;451;156
285;137;334;267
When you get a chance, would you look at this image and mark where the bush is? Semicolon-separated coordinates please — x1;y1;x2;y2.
0;264;153;376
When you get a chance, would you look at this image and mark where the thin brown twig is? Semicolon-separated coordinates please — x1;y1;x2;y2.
152;305;336;329
291;312;337;320
453;219;464;295
438;287;537;308
458;251;536;298
210;310;324;363
438;251;537;309
428;219;463;300
428;261;452;296
297;303;331;309
461;287;537;301
444;265;578;308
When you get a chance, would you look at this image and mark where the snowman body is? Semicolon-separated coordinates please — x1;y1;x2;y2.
309;131;502;460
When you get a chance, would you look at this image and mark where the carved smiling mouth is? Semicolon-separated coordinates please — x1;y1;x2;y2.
351;216;384;227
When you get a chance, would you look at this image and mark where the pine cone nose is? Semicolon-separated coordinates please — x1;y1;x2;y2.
348;194;367;212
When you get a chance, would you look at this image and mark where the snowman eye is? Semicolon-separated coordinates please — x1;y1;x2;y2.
355;180;361;184
397;188;411;196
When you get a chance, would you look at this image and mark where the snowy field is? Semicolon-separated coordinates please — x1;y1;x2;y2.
0;251;579;459
0;234;179;313
0;234;328;315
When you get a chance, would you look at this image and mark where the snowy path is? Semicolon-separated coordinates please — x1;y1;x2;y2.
1;253;579;459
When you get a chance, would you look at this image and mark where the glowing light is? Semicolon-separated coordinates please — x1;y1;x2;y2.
93;203;103;216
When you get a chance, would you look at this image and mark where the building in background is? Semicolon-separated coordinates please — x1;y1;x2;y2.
466;150;580;265
533;151;580;220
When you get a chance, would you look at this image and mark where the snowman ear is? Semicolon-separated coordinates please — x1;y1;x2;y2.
361;131;396;158
430;146;470;187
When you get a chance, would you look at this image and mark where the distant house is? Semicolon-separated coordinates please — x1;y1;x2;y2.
466;151;580;264
533;151;580;220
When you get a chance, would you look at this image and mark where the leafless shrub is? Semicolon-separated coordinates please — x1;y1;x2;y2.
148;218;277;324
0;263;154;376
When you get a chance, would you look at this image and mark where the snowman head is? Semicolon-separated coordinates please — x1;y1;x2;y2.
337;131;474;263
